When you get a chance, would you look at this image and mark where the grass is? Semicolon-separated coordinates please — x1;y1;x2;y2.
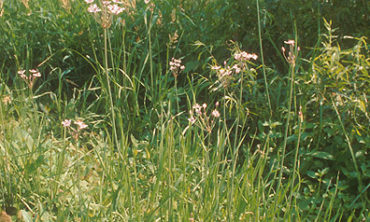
0;0;369;221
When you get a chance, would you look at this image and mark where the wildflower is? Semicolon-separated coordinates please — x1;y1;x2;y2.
29;69;41;77
219;68;232;77
211;109;220;118
74;120;88;130
84;0;94;3
193;103;202;115
87;3;101;13
284;40;295;46
108;4;125;15
169;57;185;78
211;65;221;70
62;119;72;127
234;51;258;61
102;1;111;5
232;65;241;74
17;70;27;80
188;116;196;124
144;0;150;4
282;40;299;65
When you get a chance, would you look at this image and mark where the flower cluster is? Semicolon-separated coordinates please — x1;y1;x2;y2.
211;62;238;88
234;51;258;61
17;68;41;89
169;57;185;78
62;119;88;140
281;40;300;65
188;102;220;133
211;49;258;90
85;0;125;28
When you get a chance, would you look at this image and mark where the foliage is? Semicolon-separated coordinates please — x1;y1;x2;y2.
0;0;368;221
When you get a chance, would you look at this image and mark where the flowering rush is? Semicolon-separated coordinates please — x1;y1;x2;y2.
169;57;185;78
62;119;72;127
85;0;125;15
234;51;258;61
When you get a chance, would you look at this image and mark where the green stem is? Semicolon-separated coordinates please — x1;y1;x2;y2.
288;104;302;213
256;0;272;116
331;97;363;198
277;62;295;199
104;28;119;149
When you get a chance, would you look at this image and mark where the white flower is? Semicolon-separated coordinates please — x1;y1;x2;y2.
84;0;94;3
144;0;150;4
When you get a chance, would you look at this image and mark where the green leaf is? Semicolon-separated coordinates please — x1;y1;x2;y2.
306;151;334;160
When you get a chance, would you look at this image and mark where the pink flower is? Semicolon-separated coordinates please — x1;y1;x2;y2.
284;40;295;46
102;1;112;5
17;70;27;79
232;65;241;74
29;69;41;77
193;103;202;115
62;119;72;127
234;51;258;61
108;4;125;15
87;4;101;13
74;120;88;130
211;109;220;118
211;65;221;70
188;116;196;124
234;53;241;61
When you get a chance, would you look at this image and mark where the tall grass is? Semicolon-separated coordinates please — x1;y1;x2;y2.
0;0;368;221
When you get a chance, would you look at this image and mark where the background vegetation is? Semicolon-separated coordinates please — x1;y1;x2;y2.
0;0;368;221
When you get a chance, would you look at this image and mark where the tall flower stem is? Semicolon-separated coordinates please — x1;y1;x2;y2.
277;57;295;199
104;28;119;149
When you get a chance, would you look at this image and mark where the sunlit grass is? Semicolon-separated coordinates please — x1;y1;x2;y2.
0;0;368;221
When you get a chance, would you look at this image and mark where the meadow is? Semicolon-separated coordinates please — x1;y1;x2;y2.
0;0;369;221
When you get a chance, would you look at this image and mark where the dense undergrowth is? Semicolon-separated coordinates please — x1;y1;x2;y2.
0;0;369;221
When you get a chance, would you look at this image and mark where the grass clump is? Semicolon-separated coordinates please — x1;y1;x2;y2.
0;0;369;221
